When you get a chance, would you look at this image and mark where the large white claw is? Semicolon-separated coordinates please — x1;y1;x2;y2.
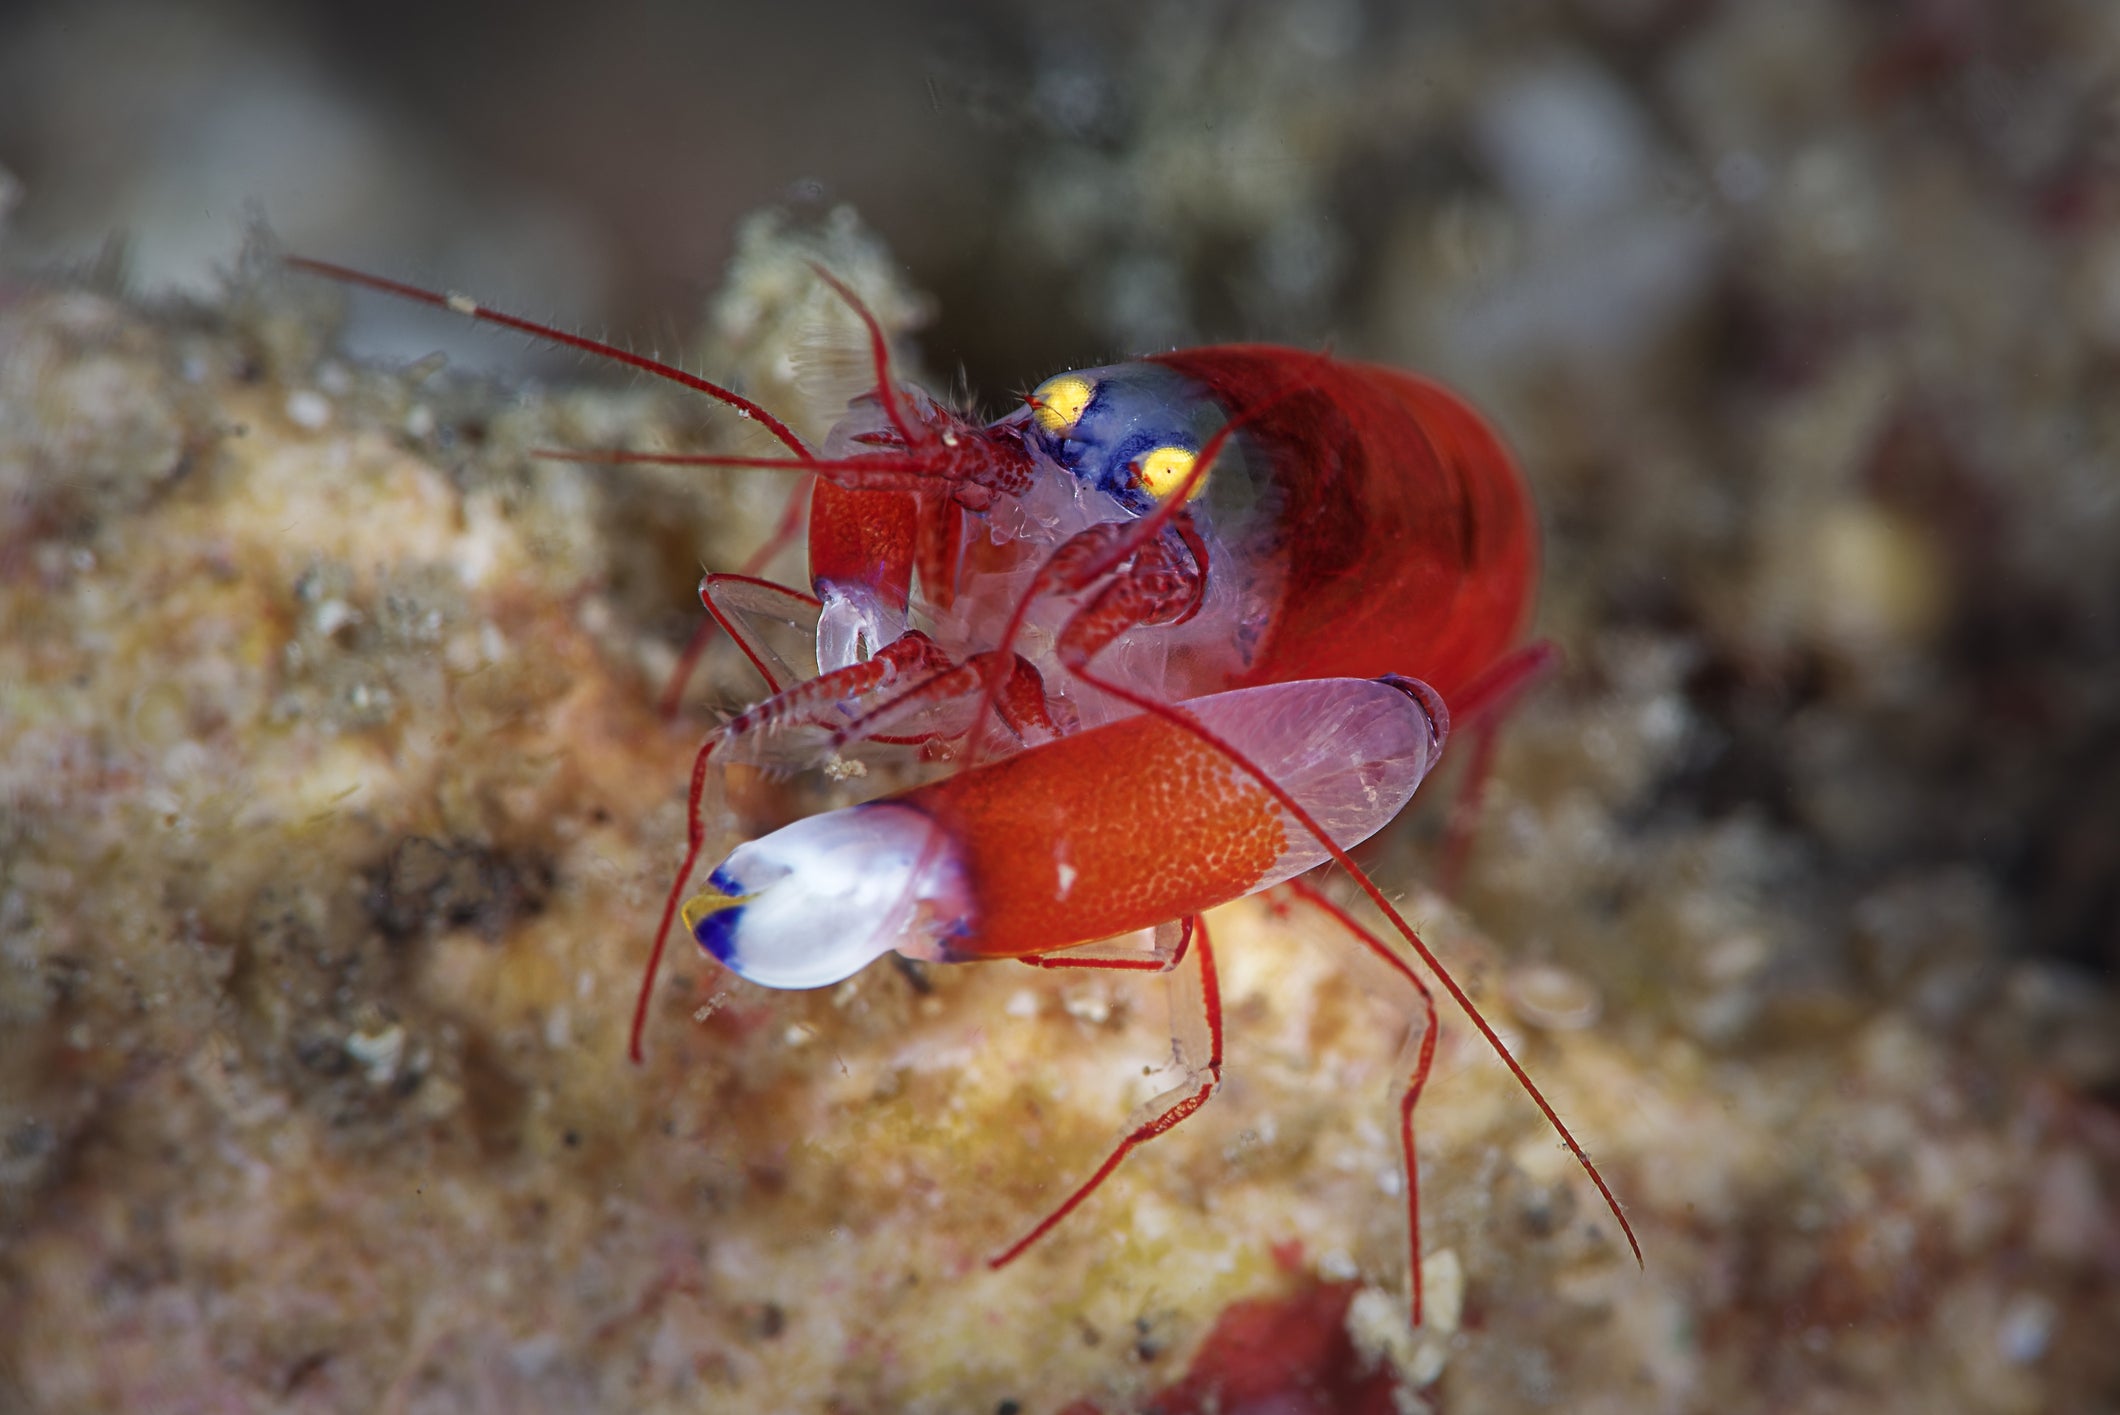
685;802;971;990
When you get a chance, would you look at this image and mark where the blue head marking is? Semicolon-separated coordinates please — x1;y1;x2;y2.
1033;363;1212;515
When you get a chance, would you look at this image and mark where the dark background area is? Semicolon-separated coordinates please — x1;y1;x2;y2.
0;0;1749;378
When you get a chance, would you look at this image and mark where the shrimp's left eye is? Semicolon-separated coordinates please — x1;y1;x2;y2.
1031;375;1095;432
1137;445;1203;501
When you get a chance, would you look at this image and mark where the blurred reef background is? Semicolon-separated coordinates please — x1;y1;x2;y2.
4;0;2119;1411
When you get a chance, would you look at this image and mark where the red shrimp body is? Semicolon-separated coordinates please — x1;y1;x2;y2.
687;346;1540;976
1143;348;1536;705
885;347;1537;739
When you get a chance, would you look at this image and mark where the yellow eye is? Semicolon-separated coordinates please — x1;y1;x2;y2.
1137;445;1203;501
1031;374;1095;432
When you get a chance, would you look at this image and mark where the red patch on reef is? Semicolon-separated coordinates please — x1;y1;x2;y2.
1140;1280;1403;1415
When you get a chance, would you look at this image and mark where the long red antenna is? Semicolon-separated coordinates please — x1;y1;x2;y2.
283;256;813;459
526;448;957;492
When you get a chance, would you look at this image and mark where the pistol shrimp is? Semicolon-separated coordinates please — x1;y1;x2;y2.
290;255;1640;1324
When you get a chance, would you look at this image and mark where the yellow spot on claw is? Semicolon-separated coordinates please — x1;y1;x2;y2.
1031;374;1095;432
1137;445;1203;501
681;886;750;937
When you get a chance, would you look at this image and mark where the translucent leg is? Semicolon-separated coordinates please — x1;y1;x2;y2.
988;915;1221;1269
698;572;823;697
660;476;814;717
1439;640;1559;894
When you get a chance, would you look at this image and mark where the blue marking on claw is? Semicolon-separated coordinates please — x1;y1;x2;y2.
694;901;744;963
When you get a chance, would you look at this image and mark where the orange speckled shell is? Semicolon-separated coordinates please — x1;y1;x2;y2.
902;713;1285;958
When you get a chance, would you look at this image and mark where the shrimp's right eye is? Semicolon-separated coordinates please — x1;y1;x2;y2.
1135;445;1204;502
1030;374;1095;433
